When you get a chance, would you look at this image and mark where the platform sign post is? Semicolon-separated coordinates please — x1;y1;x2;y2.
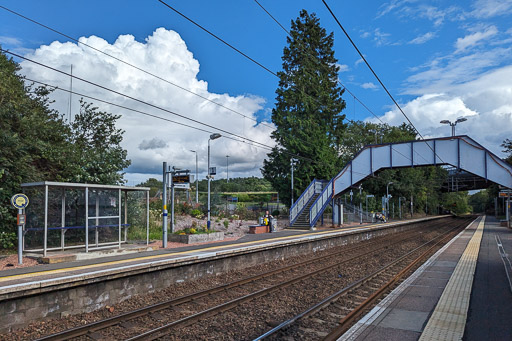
11;193;29;265
507;190;511;229
162;162;168;248
170;168;190;234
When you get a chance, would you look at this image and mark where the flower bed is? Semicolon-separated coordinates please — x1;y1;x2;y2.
169;231;225;244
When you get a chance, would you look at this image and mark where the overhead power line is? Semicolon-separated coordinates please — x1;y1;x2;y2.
250;0;383;125
321;0;446;164
24;77;275;151
321;1;420;139
1;48;277;151
3;48;322;165
158;0;278;78
251;1;432;166
0;5;275;131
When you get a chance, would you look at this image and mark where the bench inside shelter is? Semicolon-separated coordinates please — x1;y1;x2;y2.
20;181;150;256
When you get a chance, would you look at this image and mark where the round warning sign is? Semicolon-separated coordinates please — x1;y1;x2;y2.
11;194;29;209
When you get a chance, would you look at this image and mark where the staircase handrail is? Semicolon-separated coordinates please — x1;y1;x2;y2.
289;179;323;226
309;178;334;227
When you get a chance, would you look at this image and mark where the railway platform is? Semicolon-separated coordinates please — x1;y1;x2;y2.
340;215;512;341
0;216;439;331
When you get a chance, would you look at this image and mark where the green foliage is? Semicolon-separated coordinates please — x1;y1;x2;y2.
0;231;16;249
262;10;346;207
0;51;74;233
223;219;229;228
469;189;494;214
272;210;280;217
190;209;202;218
69;100;131;185
196;176;274;193
502;139;512;165
441;192;471;215
137;178;162;197
0;50;131;234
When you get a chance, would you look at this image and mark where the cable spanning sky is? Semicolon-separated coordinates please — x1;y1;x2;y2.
1;0;512;184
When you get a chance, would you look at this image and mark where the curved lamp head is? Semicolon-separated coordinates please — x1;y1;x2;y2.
455;117;467;123
440;120;451;124
209;133;222;140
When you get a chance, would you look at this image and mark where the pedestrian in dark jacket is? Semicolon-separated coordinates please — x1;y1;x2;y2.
264;210;274;232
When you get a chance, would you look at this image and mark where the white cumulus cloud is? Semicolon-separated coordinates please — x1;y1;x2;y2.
408;32;436;45
373;66;512;155
19;28;275;184
361;82;378;89
455;26;498;52
470;0;512;18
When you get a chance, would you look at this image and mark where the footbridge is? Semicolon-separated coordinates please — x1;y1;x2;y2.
289;135;512;229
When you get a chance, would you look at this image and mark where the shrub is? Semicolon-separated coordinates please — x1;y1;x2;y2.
190;209;202;218
0;232;16;249
223;220;229;228
272;210;280;217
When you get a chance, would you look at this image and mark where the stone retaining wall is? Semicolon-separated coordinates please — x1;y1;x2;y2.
0;217;447;332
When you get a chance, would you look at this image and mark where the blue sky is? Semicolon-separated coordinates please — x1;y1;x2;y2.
1;0;512;184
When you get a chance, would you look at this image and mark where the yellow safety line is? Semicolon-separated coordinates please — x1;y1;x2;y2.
419;216;485;341
0;220;404;283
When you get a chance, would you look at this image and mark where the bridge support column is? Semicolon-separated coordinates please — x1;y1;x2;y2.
332;200;343;226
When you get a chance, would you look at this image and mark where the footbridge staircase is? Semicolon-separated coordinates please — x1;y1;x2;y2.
289;135;512;229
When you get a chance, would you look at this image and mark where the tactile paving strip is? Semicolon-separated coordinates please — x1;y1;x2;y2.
419;216;485;341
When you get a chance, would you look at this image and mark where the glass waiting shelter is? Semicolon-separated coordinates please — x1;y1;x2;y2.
21;181;150;257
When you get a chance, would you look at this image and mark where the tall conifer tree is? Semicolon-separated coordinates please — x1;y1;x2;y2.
262;10;346;206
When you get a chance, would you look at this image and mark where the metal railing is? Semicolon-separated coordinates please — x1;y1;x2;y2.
309;179;333;227
289;179;317;225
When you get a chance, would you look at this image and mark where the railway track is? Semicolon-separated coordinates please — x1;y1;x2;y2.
255;216;475;340
34;217;469;341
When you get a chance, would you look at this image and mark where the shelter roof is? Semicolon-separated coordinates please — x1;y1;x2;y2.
21;181;150;191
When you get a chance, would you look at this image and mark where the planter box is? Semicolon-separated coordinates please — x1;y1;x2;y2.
169;231;224;244
249;225;269;234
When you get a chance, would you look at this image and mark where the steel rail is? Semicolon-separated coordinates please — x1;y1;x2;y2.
323;217;475;340
123;221;454;340
253;217;473;340
34;221;434;341
36;218;453;341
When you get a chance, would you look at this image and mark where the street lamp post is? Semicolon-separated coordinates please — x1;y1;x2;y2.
226;155;230;183
359;185;363;224
440;117;467;136
290;158;298;206
366;194;374;221
190;150;198;204
399;197;406;219
207;133;221;230
386;182;393;219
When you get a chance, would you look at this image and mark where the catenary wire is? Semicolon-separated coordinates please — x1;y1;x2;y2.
1;8;437;182
320;0;446;165
1;48;280;153
157;0;278;78
0;5;275;131
320;0;421;138
24;77;285;154
251;1;425;165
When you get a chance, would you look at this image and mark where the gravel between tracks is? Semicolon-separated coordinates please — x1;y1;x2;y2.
2;218;462;340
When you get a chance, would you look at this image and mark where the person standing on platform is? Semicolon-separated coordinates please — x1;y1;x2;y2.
264;210;274;232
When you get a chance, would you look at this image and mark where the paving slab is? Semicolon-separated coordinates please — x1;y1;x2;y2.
340;216;480;341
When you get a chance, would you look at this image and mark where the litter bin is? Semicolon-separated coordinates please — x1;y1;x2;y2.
271;218;277;231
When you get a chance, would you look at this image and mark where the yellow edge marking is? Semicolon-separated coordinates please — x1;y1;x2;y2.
419;216;485;341
0;219;415;283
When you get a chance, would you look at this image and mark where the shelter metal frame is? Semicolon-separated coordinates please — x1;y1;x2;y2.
21;181;150;257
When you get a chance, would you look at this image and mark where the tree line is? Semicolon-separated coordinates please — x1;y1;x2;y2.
261;10;509;216
0;50;129;242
